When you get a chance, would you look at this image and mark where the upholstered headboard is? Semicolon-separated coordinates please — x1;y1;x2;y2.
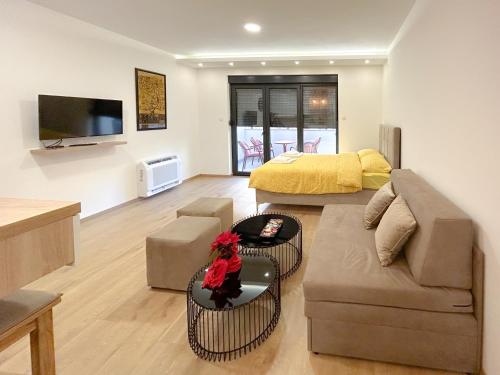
379;125;401;169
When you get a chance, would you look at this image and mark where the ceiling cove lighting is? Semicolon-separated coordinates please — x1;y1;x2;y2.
260;61;266;66
244;23;261;33
197;63;203;67
177;49;388;61
329;60;335;64
228;62;234;67
364;59;371;64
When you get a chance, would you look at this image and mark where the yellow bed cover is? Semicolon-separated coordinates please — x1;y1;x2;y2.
362;172;391;190
249;153;363;195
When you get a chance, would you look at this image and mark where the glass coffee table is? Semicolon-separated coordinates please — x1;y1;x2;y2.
187;253;280;361
232;212;302;279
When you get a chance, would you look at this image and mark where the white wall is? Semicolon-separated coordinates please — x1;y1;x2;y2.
0;1;383;214
0;0;200;217
383;0;500;373
197;66;383;174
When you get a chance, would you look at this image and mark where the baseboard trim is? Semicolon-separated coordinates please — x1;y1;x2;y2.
183;174;200;181
198;174;233;177
81;198;140;222
82;174;202;222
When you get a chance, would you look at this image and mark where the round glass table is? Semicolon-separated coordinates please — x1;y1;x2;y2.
232;212;302;279
187;253;280;361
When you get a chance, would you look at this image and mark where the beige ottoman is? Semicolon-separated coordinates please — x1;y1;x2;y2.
176;197;233;231
146;216;221;291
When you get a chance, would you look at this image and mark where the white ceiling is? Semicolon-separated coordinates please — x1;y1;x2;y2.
28;0;415;61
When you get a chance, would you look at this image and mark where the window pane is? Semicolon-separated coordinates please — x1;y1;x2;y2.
270;88;297;157
235;89;264;172
303;128;337;154
270;88;297;128
303;86;337;128
236;89;263;127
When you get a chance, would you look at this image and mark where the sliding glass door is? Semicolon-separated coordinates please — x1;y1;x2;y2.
232;87;265;173
230;75;338;175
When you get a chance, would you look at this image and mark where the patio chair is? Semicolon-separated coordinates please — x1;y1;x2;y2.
304;137;321;153
250;137;275;158
238;141;262;170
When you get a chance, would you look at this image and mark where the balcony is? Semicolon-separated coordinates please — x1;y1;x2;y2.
236;127;337;173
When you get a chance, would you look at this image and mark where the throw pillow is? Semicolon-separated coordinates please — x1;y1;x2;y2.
375;195;417;266
364;182;396;229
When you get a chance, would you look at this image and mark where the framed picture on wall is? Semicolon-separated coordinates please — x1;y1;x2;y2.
135;68;167;131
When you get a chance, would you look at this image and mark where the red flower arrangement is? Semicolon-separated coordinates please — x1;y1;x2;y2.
202;258;228;289
202;231;241;289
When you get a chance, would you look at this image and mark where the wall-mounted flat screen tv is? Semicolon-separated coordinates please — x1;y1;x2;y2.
38;95;123;140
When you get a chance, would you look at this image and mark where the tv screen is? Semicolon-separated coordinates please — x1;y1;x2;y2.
38;95;123;140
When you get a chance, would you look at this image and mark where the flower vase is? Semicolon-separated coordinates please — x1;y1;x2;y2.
225;268;241;282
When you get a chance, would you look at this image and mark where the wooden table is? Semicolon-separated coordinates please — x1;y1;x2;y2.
0;198;81;299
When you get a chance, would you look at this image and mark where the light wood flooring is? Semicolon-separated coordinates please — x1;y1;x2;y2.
0;176;460;375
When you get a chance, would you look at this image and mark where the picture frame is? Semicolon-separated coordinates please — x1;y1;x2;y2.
135;68;167;131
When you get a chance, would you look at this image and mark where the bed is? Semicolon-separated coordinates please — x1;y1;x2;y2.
251;125;401;208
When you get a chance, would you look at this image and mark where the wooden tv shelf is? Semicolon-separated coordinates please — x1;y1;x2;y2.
30;140;127;154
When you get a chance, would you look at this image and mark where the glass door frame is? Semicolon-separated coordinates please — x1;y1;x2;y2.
229;75;338;176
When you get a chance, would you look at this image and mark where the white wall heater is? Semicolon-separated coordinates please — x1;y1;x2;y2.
137;154;182;197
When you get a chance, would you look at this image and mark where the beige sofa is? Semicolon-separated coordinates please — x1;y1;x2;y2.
303;169;483;374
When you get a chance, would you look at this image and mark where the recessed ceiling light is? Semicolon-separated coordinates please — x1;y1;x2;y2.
364;59;370;64
294;61;300;65
329;60;335;64
228;62;234;66
260;61;266;66
197;62;203;67
244;23;261;33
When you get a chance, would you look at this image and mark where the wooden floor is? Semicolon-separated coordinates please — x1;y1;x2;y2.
0;176;459;375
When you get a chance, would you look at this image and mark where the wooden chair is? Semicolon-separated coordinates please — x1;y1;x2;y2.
0;289;61;375
238;141;262;170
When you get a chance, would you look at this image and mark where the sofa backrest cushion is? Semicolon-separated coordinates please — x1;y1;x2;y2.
391;169;473;289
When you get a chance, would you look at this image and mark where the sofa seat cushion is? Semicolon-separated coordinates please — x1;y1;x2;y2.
303;205;472;313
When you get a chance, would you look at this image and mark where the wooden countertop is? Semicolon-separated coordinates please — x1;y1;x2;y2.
0;198;81;240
